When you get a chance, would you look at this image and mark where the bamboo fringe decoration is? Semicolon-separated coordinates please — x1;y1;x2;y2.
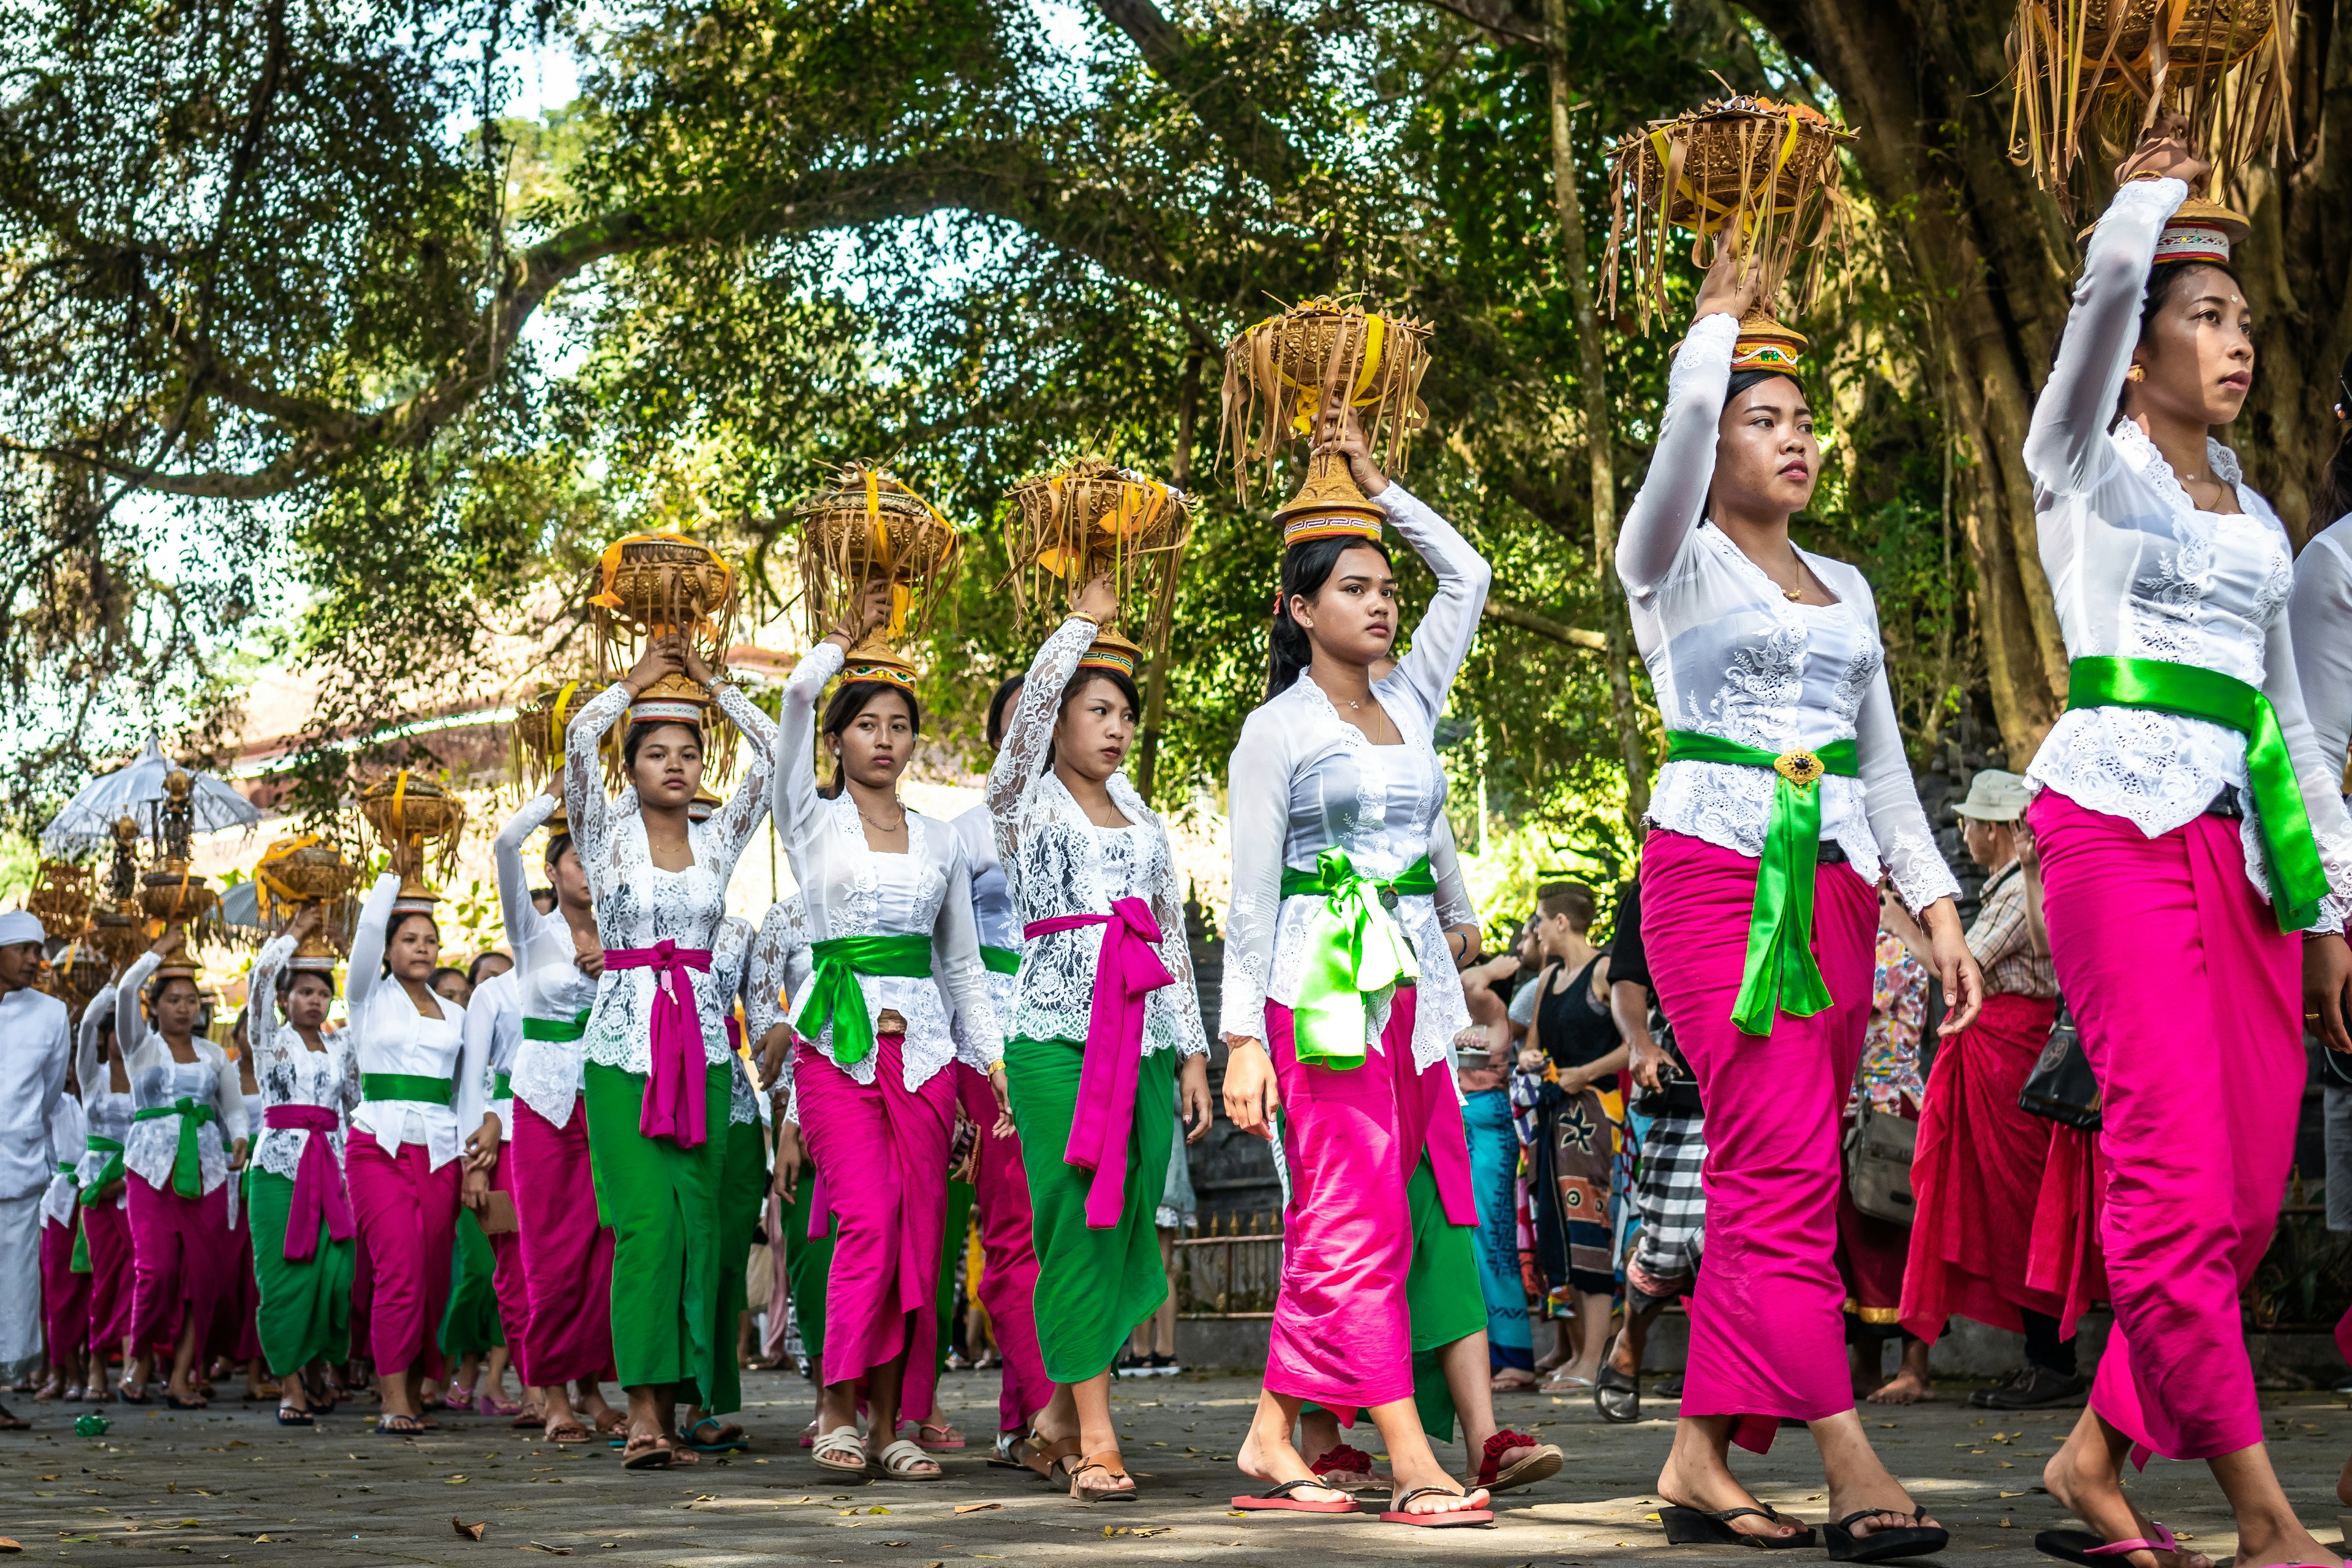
1003;459;1191;646
582;531;744;784
510;678;620;790
1218;300;1431;507
356;769;467;899
1604;95;1857;334
791;462;965;647
2007;0;2295;213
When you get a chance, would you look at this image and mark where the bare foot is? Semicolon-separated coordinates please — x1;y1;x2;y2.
1490;1368;1536;1392
1235;1427;1348;1505
1866;1369;1934;1405
2043;1433;2211;1568
1656;1451;1807;1542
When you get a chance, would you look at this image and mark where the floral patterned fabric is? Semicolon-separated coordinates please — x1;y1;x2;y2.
1850;929;1928;1115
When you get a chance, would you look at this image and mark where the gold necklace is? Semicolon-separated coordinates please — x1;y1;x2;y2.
859;803;907;834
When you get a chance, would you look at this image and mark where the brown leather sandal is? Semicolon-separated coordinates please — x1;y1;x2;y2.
1031;1434;1080;1485
1068;1450;1138;1504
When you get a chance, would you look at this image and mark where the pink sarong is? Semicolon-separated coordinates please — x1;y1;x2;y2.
1901;992;2065;1340
83;1199;133;1349
1641;827;1877;1454
486;1144;530;1370
40;1215;89;1359
1262;985;1422;1419
1024;897;1174;1229
125;1173;230;1352
2028;788;2302;1464
604;942;714;1148
265;1106;355;1262
955;1061;1052;1430
211;1201;263;1363
510;1098;615;1387
345;1131;460;1378
795;1032;956;1420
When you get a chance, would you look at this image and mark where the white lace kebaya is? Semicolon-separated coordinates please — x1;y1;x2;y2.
563;680;778;1074
986;615;1210;1062
246;935;360;1183
745;894;813;1119
1219;483;1492;1071
767;639;1003;1092
74;989;132;1205
1616;314;1959;916
491;793;604;1129
2290;513;2352;933
714;914;758;1126
345;872;485;1172
2022;176;2352;913
114;951;247;1198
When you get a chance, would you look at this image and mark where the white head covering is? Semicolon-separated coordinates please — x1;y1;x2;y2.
0;910;45;948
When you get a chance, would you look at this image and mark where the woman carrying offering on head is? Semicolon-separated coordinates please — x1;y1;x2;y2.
2019;118;2352;1568
562;633;777;1470
74;988;134;1401
984;573;1212;1501
1219;405;1495;1526
1615;230;1980;1556
244;905;361;1424
763;582;1007;1484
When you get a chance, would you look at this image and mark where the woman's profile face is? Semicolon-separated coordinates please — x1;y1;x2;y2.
283;973;333;1032
2130;263;2255;428
1709;375;1819;519
153;976;205;1038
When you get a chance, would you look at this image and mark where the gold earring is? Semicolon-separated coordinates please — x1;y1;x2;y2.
2127;364;2146;383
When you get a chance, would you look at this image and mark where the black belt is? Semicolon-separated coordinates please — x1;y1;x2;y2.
1817;840;1850;865
2204;789;2244;820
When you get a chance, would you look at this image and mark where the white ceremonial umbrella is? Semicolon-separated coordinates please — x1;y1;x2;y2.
40;736;261;857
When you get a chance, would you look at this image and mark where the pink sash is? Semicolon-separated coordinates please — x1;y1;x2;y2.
263;1104;353;1262
604;940;714;1148
1024;897;1174;1229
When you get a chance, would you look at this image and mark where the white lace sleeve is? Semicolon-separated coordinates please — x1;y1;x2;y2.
248;935;296;1096
937;838;1003;1071
451;995;487;1135
772;640;845;851
989;617;1096;855
494;794;557;958
708;682;778;861
116;951;159;1066
77;984;109;1105
2023;177;2186;497
2293;520;2352;789
1374;484;1491;731
1617;313;1740;595
1852;581;1962;913
563;682;631;899
1219;704;1289;1044
211;1045;248;1145
1428;813;1477;931
462;987;503;1126
1145;818;1210;1058
345;872;401;1023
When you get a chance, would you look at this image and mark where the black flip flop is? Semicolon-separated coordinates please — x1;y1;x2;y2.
1596;1363;1641;1423
1825;1510;1949;1562
276;1406;314;1427
1662;1504;1819;1550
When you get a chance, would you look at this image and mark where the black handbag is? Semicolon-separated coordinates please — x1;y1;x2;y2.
2016;999;2102;1131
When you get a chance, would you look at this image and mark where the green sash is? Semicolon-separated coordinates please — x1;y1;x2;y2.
796;934;935;1066
1664;731;1862;1035
491;1071;513;1100
521;1009;591;1042
78;1136;124;1207
360;1072;454;1106
1276;850;1436;1067
979;944;1022;977
2067;655;2331;932
130;1099;217;1199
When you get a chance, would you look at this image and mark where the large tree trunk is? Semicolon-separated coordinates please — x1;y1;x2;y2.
1742;0;2352;765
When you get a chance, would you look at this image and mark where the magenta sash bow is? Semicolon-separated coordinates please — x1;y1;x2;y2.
605;940;715;1148
1025;897;1175;1229
264;1104;353;1262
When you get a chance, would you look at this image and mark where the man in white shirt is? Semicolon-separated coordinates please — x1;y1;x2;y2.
0;909;70;1426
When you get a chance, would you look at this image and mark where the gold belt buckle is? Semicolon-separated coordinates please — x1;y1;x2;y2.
1774;749;1826;789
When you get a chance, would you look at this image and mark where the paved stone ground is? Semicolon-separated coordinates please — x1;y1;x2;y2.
7;1370;2352;1567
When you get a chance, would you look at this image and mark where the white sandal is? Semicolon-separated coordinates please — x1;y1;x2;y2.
873;1438;943;1480
813;1425;866;1474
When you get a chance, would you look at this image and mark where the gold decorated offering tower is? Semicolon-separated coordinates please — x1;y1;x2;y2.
792;463;966;690
1004;459;1193;678
1220;300;1431;546
137;769;225;949
88;817;149;970
586;532;743;777
252;835;360;973
358;771;466;918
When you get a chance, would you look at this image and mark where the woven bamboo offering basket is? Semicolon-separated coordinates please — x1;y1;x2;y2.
252;835;356;966
586;532;739;678
1220;300;1431;511
2008;0;2293;214
1003;459;1191;652
510;679;614;787
25;859;91;936
358;770;466;905
1605;95;1856;333
791;464;965;649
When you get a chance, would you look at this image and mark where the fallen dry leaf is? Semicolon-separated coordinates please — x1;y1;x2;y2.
952;1503;1003;1515
692;1494;720;1503
452;1517;487;1542
0;1538;19;1554
522;1545;573;1556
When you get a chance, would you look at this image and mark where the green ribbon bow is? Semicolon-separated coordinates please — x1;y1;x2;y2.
1277;850;1437;1068
1664;731;1861;1036
2067;655;2331;933
796;934;936;1066
359;1072;454;1106
521;1009;592;1043
978;944;1022;977
130;1098;218;1200
78;1136;123;1208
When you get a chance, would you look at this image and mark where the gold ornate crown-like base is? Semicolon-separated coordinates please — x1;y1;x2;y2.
1272;452;1384;548
839;633;920;691
288;931;342;972
627;670;712;728
1077;627;1144;679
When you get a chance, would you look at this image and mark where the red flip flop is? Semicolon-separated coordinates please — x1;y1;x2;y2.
1379;1486;1494;1528
1231;1478;1360;1514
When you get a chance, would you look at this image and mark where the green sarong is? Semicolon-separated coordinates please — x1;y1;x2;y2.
1404;1156;1484;1440
244;1167;354;1374
1005;1035;1176;1383
1663;731;1862;1033
583;1058;731;1398
439;1208;504;1358
705;1115;768;1417
933;1179;975;1378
